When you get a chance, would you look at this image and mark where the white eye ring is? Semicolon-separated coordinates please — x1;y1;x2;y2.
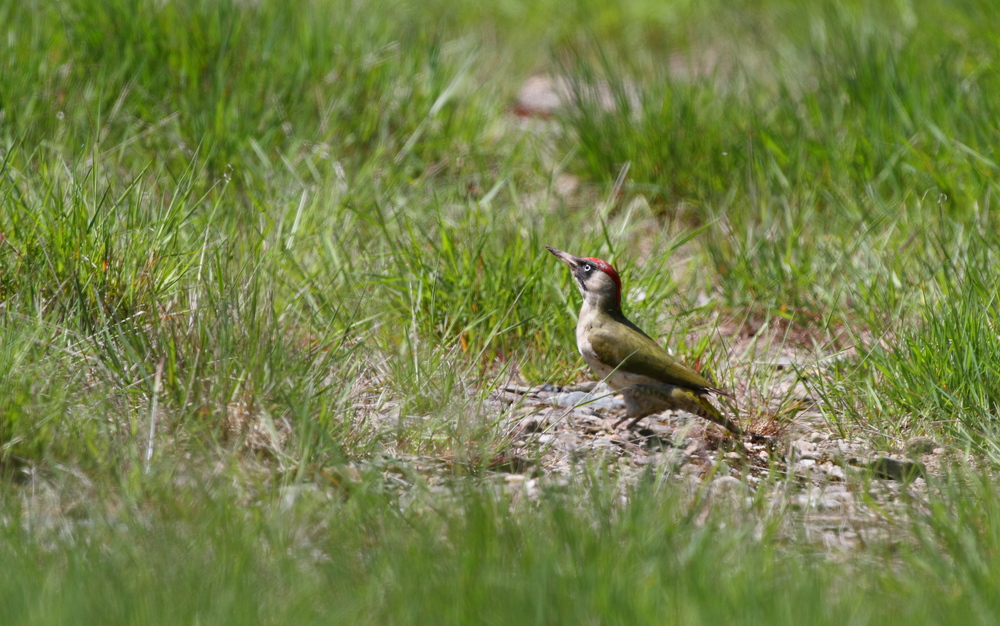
583;264;592;272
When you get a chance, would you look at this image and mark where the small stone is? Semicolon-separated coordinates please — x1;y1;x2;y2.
792;489;823;510
514;75;566;117
664;450;690;467
636;450;685;467
711;476;750;500
837;441;852;454
564;381;599;393
816;495;846;512
550;391;588;408
791;486;849;512
866;457;926;481
712;475;745;488
553;174;580;198
794;459;816;475
826;465;846;481
592;382;615;395
792;439;817;456
904;436;937;458
517;417;542;433
589;395;627;411
808;432;827;444
550;391;625;412
724;452;742;462
684;441;705;456
680;463;702;476
764;355;798;370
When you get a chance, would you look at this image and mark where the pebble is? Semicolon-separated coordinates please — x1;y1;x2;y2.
793;487;849;512
712;475;748;491
838;441;864;456
763;356;798;370
904;436;937;457
816;493;849;512
792;439;817;456
514;75;566;116
865;457;926;481
635;450;688;467
711;476;751;505
516;417;542;433
826;464;846;481
488;380;942;556
524;479;539;498
549;391;587;408
550;391;626;412
794;459;817;475
680;463;702;476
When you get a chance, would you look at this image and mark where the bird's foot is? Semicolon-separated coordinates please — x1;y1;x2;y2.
611;415;647;431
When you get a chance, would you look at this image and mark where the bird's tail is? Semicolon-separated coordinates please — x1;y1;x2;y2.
686;390;742;436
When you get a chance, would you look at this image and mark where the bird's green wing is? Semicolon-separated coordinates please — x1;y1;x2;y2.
588;324;720;392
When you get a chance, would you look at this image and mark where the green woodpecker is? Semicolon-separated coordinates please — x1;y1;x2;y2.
546;246;741;435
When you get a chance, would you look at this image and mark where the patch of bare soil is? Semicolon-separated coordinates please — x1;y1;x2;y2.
485;374;947;552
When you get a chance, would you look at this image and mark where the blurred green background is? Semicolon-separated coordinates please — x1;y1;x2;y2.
3;0;1000;622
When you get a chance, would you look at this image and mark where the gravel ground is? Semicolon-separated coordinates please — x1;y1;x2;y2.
477;377;947;552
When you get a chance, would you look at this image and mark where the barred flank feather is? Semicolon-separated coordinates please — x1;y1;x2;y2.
618;384;742;435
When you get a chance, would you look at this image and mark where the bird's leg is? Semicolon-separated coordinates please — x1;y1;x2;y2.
624;415;648;430
612;414;644;430
610;415;649;430
612;386;655;430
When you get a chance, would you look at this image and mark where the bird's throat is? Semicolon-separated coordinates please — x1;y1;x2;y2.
579;290;621;318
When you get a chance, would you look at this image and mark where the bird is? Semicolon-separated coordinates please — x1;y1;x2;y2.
546;245;741;436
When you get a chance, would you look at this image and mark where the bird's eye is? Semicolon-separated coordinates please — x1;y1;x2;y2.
583;264;592;272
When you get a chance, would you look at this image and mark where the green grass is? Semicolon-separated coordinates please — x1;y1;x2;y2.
4;0;1000;622
6;469;1000;626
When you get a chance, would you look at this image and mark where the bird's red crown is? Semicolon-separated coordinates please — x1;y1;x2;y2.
585;257;622;300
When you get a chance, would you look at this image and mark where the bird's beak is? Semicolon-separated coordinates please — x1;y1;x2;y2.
545;245;583;269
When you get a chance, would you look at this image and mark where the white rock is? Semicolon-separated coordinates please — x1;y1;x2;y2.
550;391;625;411
711;476;750;496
